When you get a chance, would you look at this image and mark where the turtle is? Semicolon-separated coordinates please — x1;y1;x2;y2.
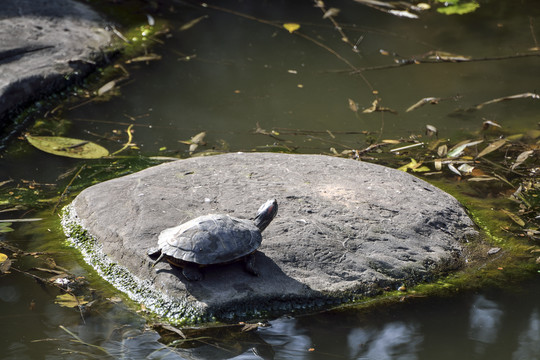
147;199;278;281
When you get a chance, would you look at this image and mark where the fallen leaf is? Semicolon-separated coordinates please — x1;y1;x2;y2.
511;150;534;170
362;99;397;114
283;23;300;33
406;97;440;112
467;176;498;182
97;80;117;96
0;222;14;233
412;165;431;172
398;158;429;172
54;293;88;308
179;15;209;31
179;131;207;154
437;144;448;157
425;124;438;137
125;54;162;64
476;139;506;158
446;140;483;158
0;253;7;262
501;209;525;227
348;98;358;112
26;135;109;159
471;92;539;111
482;120;502;130
428;51;471;61
457;163;474;175
388;10;419;18
447;163;461;176
323;8;340;18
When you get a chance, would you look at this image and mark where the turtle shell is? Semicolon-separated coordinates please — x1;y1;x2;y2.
157;214;262;265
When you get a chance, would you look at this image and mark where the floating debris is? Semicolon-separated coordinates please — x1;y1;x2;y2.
283;23;300;33
179;15;209;31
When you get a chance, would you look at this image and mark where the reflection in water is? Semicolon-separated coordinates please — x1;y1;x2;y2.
262;318;311;359
512;309;540;360
0;285;20;302
347;322;422;360
1;0;539;358
468;295;503;355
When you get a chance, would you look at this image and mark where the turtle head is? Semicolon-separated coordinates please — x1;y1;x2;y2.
254;199;278;232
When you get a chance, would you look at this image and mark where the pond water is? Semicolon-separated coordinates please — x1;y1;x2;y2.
1;0;539;358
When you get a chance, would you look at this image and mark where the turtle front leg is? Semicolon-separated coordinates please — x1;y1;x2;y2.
182;264;203;281
244;253;259;276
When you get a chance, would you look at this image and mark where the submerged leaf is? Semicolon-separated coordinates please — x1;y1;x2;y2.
26;135;109;159
283;23;300;33
425;124;438;137
179;15;209;31
471;92;539;111
437;1;480;15
55;293;88;308
501;209;525;227
476;139;506;158
348;98;359;113
125;54;162;64
511;150;534;170
0;222;14;233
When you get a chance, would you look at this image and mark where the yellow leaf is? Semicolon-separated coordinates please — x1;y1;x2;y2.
412;166;431;172
0;253;7;263
398;158;417;172
283;23;300;33
55;293;88;308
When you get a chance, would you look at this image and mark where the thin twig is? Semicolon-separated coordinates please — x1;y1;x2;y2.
529;17;539;50
350;52;540;73
52;165;86;214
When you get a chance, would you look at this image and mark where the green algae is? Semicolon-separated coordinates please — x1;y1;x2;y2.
61;203;210;325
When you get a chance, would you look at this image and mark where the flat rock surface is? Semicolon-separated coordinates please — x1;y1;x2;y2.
0;0;111;127
62;153;478;323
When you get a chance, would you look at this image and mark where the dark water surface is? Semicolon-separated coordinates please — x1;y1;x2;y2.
1;0;540;358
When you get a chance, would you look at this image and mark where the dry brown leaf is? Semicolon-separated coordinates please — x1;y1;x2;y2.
476;139;507;158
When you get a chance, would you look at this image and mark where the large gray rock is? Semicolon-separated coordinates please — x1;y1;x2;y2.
62;153;478;324
0;0;112;129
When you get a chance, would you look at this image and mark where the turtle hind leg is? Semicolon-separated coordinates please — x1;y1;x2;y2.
147;248;165;268
244;253;259;276
182;264;203;281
